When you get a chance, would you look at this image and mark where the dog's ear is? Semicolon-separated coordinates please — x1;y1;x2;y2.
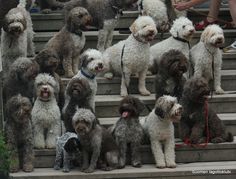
155;107;164;118
66;12;75;32
21;17;27;31
79;53;89;69
2;17;9;32
130;21;138;35
134;97;145;114
200;27;210;43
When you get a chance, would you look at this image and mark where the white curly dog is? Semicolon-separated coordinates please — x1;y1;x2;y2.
150;16;195;73
140;95;182;168
32;73;62;149
103;16;157;97
190;24;225;94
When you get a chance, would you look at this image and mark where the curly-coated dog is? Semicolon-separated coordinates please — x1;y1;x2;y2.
112;96;144;168
64;0;138;51
190;24;225;94
73;108;119;173
32;73;62;149
155;49;188;101
67;49;104;112
45;7;91;78
3;57;39;103
54;132;81;172
63;78;92;132
179;77;233;144
1;0;35;73
141;95;182;168
4;94;34;173
103;16;157;97
37;0;68;14
150;16;195;74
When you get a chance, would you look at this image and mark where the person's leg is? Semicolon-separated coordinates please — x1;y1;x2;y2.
207;0;221;22
229;0;236;26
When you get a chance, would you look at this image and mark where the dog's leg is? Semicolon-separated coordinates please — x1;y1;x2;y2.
117;141;127;168
81;149;89;171
63;151;72;172
130;142;142;168
104;19;118;49
97;28;108;52
150;138;166;168
120;70;131;97
54;147;63;170
179;119;191;141
190;122;206;144
84;145;101;173
105;150;119;170
22;140;34;172
164;138;176;168
26;13;35;57
33;126;46;149
214;64;224;94
63;53;74;77
72;56;79;75
46;122;61;148
138;69;151;96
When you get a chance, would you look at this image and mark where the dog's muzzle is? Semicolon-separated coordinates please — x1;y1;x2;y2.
39;86;51;101
95;63;104;72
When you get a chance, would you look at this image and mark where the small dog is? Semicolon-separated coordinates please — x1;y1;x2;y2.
180;77;233;144
1;0;35;73
45;6;92;77
54;132;81;172
64;0;138;51
141;95;182;168
155;49;188;100
4;94;34;173
73;108;119;173
112;96;144;168
103;16;157;97
3;57;39;103
67;49;104;112
63;78;92;132
31;73;62;149
190;24;225;94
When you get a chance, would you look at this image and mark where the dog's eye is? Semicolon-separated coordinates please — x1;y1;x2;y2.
142;25;147;28
182;25;186;28
37;82;43;86
89;58;94;61
78;14;83;18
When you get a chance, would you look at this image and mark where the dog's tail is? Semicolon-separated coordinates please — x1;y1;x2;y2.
18;0;27;8
226;132;234;142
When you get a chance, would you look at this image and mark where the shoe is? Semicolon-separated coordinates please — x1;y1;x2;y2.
223;41;236;53
194;19;218;31
221;22;236;29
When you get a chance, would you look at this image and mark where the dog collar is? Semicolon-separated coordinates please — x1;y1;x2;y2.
173;36;190;49
81;68;95;79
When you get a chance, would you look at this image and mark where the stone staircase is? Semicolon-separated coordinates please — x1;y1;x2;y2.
11;7;236;179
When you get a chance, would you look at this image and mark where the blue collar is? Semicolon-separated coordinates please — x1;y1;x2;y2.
81;68;95;79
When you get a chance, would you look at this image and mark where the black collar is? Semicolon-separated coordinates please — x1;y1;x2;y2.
73;29;83;37
81;68;95;80
173;36;190;49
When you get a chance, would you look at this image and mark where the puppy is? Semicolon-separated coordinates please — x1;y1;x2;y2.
155;49;188;100
180;77;233;144
4;94;34;172
45;6;92;78
141;95;182;168
32;74;62;149
190;24;225;94
64;0;138;51
73;108;119;173
63;78;92;132
103;16;157;97
112;96;144;168
54;132;81;172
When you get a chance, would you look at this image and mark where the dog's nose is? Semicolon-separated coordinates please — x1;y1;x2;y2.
12;26;21;32
98;63;103;68
189;29;194;33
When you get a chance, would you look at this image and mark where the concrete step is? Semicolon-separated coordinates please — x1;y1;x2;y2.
10;161;236;179
61;70;236;95
31;8;231;32
33;29;236;53
28;137;236;168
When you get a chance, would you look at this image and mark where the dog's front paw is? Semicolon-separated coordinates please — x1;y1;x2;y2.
83;167;95;173
156;163;166;169
118;159;126;169
132;160;142;168
23;163;34;172
215;87;224;95
211;137;224;143
54;164;60;170
166;161;177;168
65;71;75;78
139;89;151;96
104;72;114;80
120;90;128;97
41;9;52;14
63;167;70;173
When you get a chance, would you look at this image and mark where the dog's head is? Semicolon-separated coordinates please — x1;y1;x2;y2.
170;17;195;40
2;7;27;36
80;49;104;75
119;96;145;118
9;57;39;83
183;77;210;103
64;137;81;153
34;49;59;74
72;108;97;136
130;16;157;43
159;49;188;78
6;94;32;123
35;73;57;102
200;24;225;48
66;6;92;34
66;78;92;100
154;95;182;122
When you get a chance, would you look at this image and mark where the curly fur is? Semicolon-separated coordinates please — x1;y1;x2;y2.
45;7;91;78
1;0;35;73
3;57;39;103
141;95;182;168
103;16;157;96
73;108;119;173
112;96;144;168
150;17;195;74
62;78;92;132
64;0;138;51
190;24;225;94
179;77;233;144
155;49;188;100
31;73;62;149
37;0;67;13
4;94;34;173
